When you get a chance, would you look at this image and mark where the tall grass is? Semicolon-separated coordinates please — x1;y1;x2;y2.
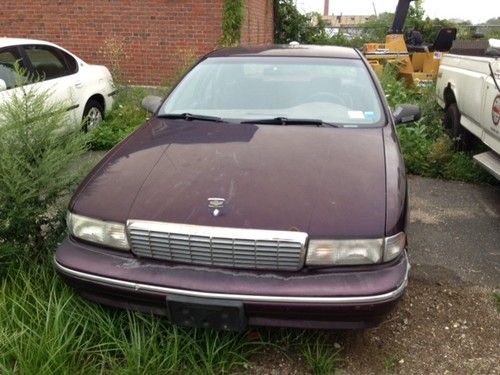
0;260;259;374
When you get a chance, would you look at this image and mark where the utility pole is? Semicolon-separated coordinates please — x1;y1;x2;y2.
372;1;378;17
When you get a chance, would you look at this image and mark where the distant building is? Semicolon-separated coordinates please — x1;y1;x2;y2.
323;15;371;28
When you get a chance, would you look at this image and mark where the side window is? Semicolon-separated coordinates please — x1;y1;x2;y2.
59;50;78;75
0;48;24;90
24;45;70;80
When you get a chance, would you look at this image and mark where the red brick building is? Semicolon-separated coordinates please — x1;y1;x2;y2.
0;0;274;85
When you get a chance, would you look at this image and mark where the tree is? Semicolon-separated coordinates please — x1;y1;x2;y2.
274;0;312;43
274;0;335;44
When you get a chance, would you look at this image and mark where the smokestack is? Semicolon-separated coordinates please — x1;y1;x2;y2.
324;0;329;16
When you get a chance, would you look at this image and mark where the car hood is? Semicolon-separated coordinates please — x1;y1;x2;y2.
72;119;387;238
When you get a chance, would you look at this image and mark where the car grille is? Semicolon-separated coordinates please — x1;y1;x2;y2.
127;220;308;271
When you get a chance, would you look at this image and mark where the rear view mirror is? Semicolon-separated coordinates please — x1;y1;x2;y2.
0;79;7;92
393;104;421;124
142;95;163;114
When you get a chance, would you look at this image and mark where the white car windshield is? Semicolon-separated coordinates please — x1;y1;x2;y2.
159;56;385;126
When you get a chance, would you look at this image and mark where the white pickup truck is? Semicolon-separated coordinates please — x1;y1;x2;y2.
436;39;500;180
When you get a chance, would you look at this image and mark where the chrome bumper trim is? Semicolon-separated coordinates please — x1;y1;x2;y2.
54;253;409;305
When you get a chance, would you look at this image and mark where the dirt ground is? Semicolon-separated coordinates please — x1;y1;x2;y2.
247;268;499;375
341;266;499;375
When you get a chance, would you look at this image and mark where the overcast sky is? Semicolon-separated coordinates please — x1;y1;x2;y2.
296;0;500;24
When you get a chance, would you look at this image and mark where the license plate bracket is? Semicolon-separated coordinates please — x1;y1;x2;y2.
166;294;247;332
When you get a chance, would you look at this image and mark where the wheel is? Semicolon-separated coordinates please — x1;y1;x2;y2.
443;103;473;151
82;99;104;132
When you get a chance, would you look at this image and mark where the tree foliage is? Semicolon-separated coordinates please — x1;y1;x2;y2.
274;0;314;44
363;0;455;43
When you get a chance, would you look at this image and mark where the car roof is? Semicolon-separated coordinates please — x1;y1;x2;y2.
206;44;361;59
0;37;59;49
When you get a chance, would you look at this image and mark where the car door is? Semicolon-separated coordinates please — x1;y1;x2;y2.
22;44;81;125
0;46;27;108
481;59;500;154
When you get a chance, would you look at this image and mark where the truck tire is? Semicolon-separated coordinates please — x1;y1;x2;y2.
444;103;473;151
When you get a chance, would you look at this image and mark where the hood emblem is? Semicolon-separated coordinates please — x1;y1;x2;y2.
208;197;225;217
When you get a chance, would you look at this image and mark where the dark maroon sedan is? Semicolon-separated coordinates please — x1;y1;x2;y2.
55;45;421;330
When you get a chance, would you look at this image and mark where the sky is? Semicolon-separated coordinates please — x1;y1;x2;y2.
296;0;500;24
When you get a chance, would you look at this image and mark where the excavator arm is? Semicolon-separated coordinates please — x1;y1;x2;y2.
389;0;415;34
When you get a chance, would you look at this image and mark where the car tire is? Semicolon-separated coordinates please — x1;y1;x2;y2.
443;103;473;151
82;99;104;132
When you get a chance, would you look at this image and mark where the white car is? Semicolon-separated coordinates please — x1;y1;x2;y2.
0;38;115;130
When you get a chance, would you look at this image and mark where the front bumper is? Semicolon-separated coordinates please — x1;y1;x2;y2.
55;237;409;329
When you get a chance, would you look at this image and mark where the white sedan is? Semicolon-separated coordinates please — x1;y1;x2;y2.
0;38;115;130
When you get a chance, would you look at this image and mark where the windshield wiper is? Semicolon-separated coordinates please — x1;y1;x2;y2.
240;117;341;127
158;113;225;122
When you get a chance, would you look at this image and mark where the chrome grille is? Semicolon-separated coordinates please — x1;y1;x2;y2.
127;220;308;271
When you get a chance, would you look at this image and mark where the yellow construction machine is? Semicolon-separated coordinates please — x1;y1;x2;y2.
363;0;456;86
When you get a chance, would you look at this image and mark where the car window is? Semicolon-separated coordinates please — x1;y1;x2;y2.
161;57;385;126
0;48;24;90
24;45;70;80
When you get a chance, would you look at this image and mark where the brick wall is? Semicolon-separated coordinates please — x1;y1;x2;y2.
240;0;274;45
0;0;274;85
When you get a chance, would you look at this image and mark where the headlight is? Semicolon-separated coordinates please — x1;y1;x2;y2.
306;232;405;266
67;212;130;250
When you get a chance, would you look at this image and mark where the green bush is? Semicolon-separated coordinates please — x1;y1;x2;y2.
89;87;149;151
0;74;90;256
379;66;494;184
220;0;245;47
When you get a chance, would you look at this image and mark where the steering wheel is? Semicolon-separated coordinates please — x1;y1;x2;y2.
306;91;347;106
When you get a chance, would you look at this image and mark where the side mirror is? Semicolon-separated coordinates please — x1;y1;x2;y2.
393;104;421;124
0;79;7;92
142;95;163;113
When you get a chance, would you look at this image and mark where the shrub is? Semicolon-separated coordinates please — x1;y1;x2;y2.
0;72;90;257
89;87;149;151
380;65;494;184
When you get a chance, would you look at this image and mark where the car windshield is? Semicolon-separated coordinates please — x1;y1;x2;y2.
159;56;385;126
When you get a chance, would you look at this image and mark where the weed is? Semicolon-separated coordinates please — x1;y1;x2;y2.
492;291;500;313
302;333;341;375
383;353;400;373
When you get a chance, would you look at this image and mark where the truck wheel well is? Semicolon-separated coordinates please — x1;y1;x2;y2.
443;84;456;109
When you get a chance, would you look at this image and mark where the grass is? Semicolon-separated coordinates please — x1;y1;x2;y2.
0;258;344;374
301;334;341;375
0;259;260;374
383;353;400;373
492;291;500;313
89;87;150;151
